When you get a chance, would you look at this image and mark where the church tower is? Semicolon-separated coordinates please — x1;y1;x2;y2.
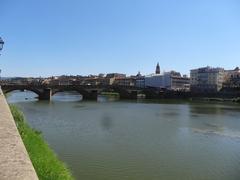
155;62;160;74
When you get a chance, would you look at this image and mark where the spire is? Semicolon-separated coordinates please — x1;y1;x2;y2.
136;71;141;77
155;62;160;74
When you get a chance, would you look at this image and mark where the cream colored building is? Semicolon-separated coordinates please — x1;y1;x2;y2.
190;66;225;92
223;67;240;88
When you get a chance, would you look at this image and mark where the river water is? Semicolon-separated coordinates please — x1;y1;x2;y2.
7;91;240;180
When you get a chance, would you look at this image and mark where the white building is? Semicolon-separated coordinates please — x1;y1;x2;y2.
145;71;189;90
145;73;171;89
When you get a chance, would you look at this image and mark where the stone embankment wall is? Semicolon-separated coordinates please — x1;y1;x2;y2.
0;89;38;180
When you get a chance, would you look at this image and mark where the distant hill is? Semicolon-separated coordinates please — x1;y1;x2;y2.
1;77;15;80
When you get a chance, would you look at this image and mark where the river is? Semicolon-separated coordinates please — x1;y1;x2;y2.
7;91;240;180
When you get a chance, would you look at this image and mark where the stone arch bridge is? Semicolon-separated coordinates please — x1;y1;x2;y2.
1;85;156;100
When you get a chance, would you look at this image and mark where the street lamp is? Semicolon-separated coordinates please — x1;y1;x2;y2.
0;37;4;91
0;37;4;51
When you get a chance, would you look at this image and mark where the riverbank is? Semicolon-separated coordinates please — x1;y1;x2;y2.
189;97;240;103
10;105;74;180
100;92;120;97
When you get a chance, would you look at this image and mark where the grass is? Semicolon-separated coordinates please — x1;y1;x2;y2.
10;105;74;180
100;92;120;96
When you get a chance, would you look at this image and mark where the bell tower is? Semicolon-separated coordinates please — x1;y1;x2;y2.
155;63;160;74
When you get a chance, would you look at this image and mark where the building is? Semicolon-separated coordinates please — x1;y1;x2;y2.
171;73;190;91
145;74;170;89
223;67;240;88
80;76;115;86
145;71;190;90
106;73;126;78
98;77;115;86
145;63;167;89
135;77;145;88
224;67;240;81
46;76;77;85
135;72;145;88
190;66;225;92
113;77;136;86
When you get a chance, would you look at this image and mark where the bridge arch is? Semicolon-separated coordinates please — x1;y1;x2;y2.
51;88;90;96
3;88;42;98
51;88;99;100
1;85;146;101
111;86;139;99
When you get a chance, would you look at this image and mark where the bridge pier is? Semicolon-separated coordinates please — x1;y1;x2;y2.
82;90;98;101
119;90;138;99
130;91;138;99
39;88;52;100
143;89;161;99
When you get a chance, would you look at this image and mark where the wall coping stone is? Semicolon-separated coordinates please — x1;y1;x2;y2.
0;88;38;180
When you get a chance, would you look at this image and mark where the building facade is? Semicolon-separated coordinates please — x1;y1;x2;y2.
113;77;136;86
145;71;189;90
145;74;170;89
190;66;225;92
106;73;126;79
223;67;240;88
135;77;145;88
171;74;190;91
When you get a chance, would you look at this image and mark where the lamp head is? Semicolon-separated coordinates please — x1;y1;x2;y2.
0;37;4;51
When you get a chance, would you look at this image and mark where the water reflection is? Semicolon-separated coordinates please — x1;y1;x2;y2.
189;103;240;115
98;95;119;102
100;113;113;131
73;104;86;109
7;91;121;103
188;102;240;141
192;127;240;139
190;104;223;115
52;91;82;102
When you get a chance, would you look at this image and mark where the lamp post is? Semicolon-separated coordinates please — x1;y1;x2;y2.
0;37;4;91
0;37;4;52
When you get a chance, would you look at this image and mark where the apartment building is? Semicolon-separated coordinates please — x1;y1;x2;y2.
190;66;225;92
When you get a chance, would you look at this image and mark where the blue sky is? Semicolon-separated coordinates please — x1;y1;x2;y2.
1;0;240;77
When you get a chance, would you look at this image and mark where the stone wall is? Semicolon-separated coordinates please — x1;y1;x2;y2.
0;89;38;180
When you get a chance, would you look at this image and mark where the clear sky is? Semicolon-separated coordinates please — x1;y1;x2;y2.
1;0;240;77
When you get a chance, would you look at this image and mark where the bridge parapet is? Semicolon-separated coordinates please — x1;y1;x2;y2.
1;84;145;101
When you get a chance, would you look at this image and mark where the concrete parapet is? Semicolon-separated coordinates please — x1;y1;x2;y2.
0;89;38;180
